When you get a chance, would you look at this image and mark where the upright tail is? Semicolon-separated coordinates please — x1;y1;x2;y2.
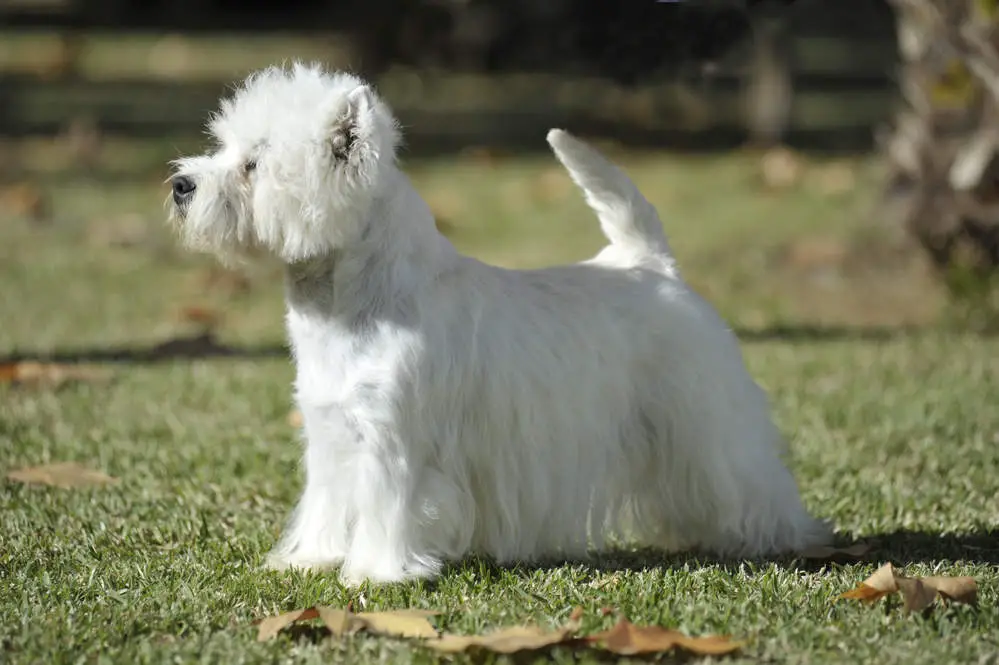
547;129;672;257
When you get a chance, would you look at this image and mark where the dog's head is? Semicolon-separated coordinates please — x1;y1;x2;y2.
169;63;400;262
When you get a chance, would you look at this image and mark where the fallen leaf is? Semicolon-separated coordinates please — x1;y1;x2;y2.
0;182;48;221
177;306;223;329
839;562;899;602
895;577;938;612
425;609;581;654
6;462;117;489
255;607;319;642
920;576;978;606
0;361;112;389
838;563;978;611
800;542;870;560
256;607;437;642
585;618;744;656
425;624;578;654
318;607;439;639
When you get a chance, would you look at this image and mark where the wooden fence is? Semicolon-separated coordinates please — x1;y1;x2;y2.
0;2;902;154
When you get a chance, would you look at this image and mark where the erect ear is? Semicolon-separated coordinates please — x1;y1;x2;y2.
329;85;375;161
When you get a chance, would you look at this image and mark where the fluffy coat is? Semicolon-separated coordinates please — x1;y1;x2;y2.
169;63;832;584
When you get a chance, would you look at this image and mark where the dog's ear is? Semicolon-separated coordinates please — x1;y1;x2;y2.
329;85;376;162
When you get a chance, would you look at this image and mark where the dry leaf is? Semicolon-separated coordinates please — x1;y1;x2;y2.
426;609;581;654
839;562;899;602
0;361;112;389
920;576;978;606
318;607;439;639
256;607;437;643
0;182;48;221
6;462;118;489
800;542;870;560
288;409;304;428
178;306;223;329
585;618;744;656
895;577;939;612
838;563;978;611
255;607;319;642
425;624;577;654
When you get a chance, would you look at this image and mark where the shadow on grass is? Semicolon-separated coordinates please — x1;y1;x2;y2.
439;528;999;581
733;324;927;343
858;528;999;567
0;332;288;365
1;324;956;368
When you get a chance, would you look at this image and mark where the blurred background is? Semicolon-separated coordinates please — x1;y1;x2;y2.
2;0;999;361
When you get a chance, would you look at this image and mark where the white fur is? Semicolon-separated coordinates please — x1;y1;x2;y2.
170;63;832;585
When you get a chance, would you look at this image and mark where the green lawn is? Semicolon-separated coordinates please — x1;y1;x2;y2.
1;145;997;664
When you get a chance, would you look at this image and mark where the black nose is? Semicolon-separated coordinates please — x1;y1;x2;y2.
171;175;196;205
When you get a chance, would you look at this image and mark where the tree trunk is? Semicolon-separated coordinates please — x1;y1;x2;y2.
882;0;999;273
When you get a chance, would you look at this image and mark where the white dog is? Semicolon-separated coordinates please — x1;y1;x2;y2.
169;63;832;584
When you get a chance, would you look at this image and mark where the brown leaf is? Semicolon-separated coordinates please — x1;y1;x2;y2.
426;609;581;654
425;624;578;654
177;306;223;329
800;542;870;560
896;577;939;613
256;607;437;643
6;462;118;489
288;409;303;428
0;182;48;221
255;607;319;642
0;361;112;389
921;576;978;606
318;607;439;639
585;618;744;656
838;563;978;611
838;562;899;602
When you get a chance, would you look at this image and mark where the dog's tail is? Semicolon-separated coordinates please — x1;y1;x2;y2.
547;129;672;257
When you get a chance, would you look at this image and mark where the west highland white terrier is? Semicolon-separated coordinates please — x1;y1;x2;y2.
169;63;832;584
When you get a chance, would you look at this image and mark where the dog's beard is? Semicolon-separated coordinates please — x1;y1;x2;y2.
172;177;258;263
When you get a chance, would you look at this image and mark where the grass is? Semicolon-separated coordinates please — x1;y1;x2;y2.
1;143;998;664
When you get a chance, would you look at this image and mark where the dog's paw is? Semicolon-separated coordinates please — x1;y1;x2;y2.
339;556;442;586
263;550;344;573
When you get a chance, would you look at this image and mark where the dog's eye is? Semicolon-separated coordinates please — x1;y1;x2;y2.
243;159;257;173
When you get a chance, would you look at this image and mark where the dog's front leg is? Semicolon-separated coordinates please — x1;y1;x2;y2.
263;406;356;572
337;446;443;585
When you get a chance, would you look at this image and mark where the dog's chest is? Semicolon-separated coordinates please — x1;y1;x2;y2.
286;307;418;411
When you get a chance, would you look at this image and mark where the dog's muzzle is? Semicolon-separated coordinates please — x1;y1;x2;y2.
171;174;196;209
